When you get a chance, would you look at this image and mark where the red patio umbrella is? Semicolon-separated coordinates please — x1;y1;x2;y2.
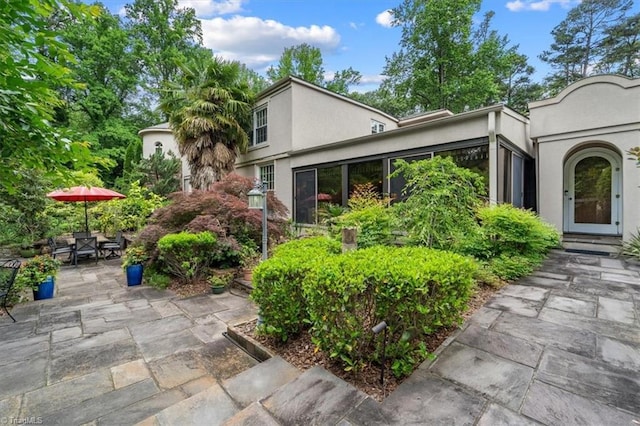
47;186;126;234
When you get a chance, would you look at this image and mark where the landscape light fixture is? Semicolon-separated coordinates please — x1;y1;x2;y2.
372;320;388;386
247;181;268;260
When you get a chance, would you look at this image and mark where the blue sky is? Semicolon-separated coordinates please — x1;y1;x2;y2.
97;0;639;91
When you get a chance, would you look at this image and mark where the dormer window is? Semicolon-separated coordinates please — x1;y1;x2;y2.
371;120;385;134
250;105;268;147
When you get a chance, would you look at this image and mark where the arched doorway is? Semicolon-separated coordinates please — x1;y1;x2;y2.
563;147;621;235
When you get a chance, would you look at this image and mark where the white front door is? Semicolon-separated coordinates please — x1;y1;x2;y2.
564;148;621;235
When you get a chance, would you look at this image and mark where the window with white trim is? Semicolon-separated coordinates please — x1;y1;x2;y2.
154;141;163;154
371;119;385;134
251;106;268;146
259;163;275;190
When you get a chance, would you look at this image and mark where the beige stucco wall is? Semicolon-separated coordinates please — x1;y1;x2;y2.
139;126;190;189
289;110;492;169
530;75;640;239
289;82;398;151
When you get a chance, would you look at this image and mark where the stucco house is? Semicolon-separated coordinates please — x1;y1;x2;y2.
139;74;640;243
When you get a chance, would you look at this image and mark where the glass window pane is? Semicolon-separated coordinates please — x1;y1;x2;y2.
574;157;611;224
389;153;432;202
295;170;316;224
348;160;383;198
260;164;274;190
437;144;489;193
317;166;343;206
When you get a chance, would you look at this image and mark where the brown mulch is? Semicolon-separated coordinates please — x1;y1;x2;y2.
168;277;212;297
238;283;500;402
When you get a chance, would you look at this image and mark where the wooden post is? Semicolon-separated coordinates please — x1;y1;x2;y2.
342;227;357;252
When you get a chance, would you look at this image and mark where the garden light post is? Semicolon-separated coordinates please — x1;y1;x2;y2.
372;320;388;387
248;181;268;260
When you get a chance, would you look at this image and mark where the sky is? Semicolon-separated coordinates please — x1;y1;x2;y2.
96;0;639;92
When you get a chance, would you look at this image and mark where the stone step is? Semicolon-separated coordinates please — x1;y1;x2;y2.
258;365;370;425
562;234;622;256
135;356;300;425
221;355;301;408
136;383;239;426
562;241;621;255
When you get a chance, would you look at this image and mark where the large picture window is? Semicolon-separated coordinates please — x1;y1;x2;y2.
436;144;489;190
348;160;383;197
388;152;433;202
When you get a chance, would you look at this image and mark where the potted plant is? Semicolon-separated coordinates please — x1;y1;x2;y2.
208;270;234;294
238;244;260;281
122;246;149;286
16;254;61;300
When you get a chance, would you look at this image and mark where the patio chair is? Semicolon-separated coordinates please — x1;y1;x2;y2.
101;231;124;260
73;237;99;266
48;237;73;262
0;259;21;322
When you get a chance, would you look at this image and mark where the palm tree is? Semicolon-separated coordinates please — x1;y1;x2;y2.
161;55;254;191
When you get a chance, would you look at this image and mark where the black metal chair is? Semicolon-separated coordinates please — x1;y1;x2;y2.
101;231;124;259
0;259;21;322
73;237;99;266
48;237;73;262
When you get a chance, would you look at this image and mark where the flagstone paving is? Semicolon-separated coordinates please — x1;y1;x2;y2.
1;250;640;425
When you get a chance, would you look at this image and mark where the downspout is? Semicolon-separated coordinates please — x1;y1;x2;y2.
488;111;498;206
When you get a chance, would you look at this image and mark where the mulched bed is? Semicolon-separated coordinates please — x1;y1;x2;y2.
238;283;499;402
162;272;500;401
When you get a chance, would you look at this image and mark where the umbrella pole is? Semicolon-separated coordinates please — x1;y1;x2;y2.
84;200;89;234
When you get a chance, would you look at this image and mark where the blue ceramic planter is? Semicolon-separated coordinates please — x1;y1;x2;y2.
126;264;143;286
33;276;55;300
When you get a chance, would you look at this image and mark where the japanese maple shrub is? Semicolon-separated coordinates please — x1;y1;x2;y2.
135;173;289;267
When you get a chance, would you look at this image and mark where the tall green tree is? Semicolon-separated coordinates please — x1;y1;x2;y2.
0;0;95;194
598;13;640;77
161;56;254;190
381;0;529;115
267;43;362;95
267;43;325;85
540;0;633;93
125;0;202;113
53;4;165;186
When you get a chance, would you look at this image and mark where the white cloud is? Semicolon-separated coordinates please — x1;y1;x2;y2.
375;10;394;28
177;0;244;17
201;16;341;68
506;0;576;12
349;22;363;30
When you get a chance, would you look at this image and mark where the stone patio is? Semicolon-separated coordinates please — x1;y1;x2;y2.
1;251;640;425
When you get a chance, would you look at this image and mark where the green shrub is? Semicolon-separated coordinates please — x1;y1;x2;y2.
143;269;172;290
474;204;560;257
303;246;477;377
93;181;166;235
460;204;560;280
332;205;394;248
391;156;485;250
622;229;640;260
157;231;220;282
251;237;341;341
487;254;537;281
